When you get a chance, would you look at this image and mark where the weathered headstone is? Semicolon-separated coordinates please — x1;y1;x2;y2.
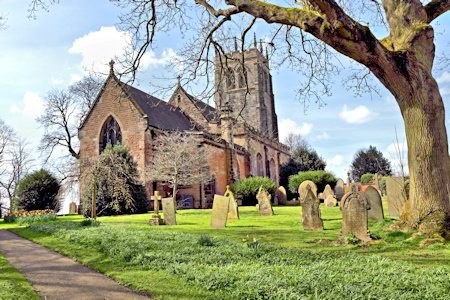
276;186;287;205
210;195;230;228
340;184;371;242
324;195;337;207
224;185;239;220
318;193;325;200
69;202;77;214
349;182;361;191
148;191;164;226
162;197;176;225
335;178;345;199
298;180;318;202
301;185;324;230
364;186;384;220
323;184;334;199
386;177;405;217
256;186;274;216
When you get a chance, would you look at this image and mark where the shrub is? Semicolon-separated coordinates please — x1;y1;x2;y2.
344;232;361;245
288;170;336;195
82;143;149;217
15;169;60;212
361;173;375;184
231;177;276;206
80;219;101;227
197;235;216;247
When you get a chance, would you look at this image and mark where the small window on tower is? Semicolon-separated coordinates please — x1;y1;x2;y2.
177;95;181;106
227;70;235;90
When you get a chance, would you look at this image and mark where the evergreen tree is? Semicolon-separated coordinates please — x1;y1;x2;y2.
349;146;392;182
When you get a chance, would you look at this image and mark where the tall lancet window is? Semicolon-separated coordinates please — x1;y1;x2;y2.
100;116;122;153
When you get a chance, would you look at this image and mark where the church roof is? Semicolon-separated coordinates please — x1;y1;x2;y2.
122;83;198;131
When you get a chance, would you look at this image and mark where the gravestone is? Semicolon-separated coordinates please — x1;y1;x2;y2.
386;177;405;217
148;191;163;226
298;180;318;202
210;195;230;228
335;178;345;199
301;185;324;230
324;195;337;207
224;185;239;220
276;186;287;205
364;186;384;220
162;197;176;225
323;184;334;199
181;195;194;209
256;186;273;216
318;193;325;200
349;182;361;191
69;202;77;214
340;184;371;242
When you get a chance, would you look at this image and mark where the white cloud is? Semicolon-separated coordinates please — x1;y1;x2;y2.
314;132;329;140
70;74;82;85
22;92;45;117
339;105;378;124
326;155;344;167
440;86;450;96
69;26;179;74
384;95;395;104
437;71;450;84
278;119;313;142
10;106;21;114
51;77;62;84
386;141;408;155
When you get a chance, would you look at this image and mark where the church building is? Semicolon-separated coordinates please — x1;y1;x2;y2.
78;45;290;206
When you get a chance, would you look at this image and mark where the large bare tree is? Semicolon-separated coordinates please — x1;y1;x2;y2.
29;0;450;235
146;131;212;206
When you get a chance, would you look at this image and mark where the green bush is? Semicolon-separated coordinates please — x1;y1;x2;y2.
231;177;276;206
83;143;149;217
361;173;374;184
15;169;60;212
288;170;336;195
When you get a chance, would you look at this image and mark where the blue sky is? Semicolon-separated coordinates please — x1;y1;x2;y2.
1;0;450;186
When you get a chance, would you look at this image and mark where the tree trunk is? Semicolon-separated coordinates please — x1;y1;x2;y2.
396;77;450;236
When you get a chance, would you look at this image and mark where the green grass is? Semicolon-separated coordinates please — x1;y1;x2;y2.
4;203;450;299
0;253;41;300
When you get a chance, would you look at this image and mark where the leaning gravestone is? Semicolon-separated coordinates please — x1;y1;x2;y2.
323;184;334;199
301;185;324;230
298;180;318;202
224;185;239;220
210;195;231;228
256;186;274;216
162;197;177;225
386;177;405;217
324;195;337;207
340;184;371;242
276;186;287;205
335;178;345;199
364;186;384;220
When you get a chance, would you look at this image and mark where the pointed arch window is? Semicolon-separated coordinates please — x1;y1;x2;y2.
227;70;235;90
238;67;248;88
256;153;263;177
100;116;122;153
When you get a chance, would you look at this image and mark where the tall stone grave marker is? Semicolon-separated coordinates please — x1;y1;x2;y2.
386;177;405;217
276;186;287;205
340;185;371;242
148;191;163;226
298;180;318;202
256;186;274;216
162;197;176;225
323;184;334;199
301;185;324;230
324;195;337;207
210;195;231;228
335;178;345;199
69;202;77;214
224;185;239;220
364;186;384;220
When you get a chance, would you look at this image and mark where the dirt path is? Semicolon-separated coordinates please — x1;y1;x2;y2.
0;229;152;300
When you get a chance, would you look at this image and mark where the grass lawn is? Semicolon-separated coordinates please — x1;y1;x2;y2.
0;253;41;300
2;203;450;299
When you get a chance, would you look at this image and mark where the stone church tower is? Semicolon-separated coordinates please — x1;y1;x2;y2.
214;41;279;139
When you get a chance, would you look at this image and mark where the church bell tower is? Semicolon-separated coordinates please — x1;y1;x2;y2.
214;37;279;140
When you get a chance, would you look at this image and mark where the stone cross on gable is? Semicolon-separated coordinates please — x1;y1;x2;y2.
151;191;162;216
109;60;115;76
